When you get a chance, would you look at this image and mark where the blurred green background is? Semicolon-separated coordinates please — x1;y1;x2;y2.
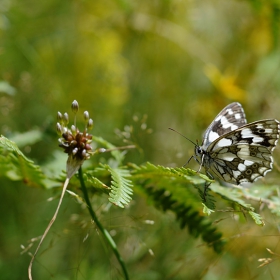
1;0;280;279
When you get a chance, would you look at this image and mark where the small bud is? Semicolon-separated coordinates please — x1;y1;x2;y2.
85;143;92;150
71;125;76;133
71;100;79;113
72;147;78;155
82;149;87;158
63;113;69;125
87;119;94;130
84;111;89;122
70;140;77;147
57;112;63;124
56;123;63;135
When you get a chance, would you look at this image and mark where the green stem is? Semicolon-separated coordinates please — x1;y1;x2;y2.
78;167;129;280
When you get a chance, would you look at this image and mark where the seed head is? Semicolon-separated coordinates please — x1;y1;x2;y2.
57;101;94;177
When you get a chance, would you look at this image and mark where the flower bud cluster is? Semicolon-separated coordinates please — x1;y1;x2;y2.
57;100;94;161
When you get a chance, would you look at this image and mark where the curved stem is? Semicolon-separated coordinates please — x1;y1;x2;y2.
28;177;70;280
78;167;129;280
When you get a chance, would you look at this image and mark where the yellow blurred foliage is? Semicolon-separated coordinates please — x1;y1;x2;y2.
249;5;273;55
204;64;247;102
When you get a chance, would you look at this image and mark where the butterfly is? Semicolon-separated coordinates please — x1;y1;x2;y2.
191;102;280;185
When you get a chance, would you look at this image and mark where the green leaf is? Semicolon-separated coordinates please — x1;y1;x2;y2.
248;211;264;226
131;162;210;185
210;184;264;225
194;184;216;210
238;184;280;218
9;129;43;147
131;162;216;206
203;203;215;216
142;184;225;253
100;164;133;208
131;162;225;252
0;135;45;187
84;171;110;192
211;184;253;209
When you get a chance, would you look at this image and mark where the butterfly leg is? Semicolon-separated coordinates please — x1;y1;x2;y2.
196;154;205;173
190;154;204;174
203;171;213;201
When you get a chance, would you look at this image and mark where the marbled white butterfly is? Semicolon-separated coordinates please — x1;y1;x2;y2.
192;102;280;185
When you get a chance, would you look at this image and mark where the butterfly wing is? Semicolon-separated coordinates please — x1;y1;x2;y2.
201;102;247;149
206;119;280;184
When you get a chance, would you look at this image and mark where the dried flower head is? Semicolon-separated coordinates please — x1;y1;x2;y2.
57;100;94;178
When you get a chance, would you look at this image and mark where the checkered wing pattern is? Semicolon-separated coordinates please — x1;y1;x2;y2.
195;103;280;185
202;102;247;148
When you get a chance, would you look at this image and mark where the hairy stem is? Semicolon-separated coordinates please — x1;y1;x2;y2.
78;167;129;280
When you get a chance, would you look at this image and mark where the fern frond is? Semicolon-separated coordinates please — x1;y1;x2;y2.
144;184;225;253
237;184;280;218
131;162;225;252
131;162;213;185
0;135;45;187
131;163;266;226
194;184;216;210
131;162;215;208
84;171;110;192
210;184;265;226
248;211;264;226
98;164;133;208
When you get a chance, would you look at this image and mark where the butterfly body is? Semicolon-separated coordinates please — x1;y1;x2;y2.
194;103;280;185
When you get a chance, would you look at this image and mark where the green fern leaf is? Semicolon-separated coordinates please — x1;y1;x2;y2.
237;184;280;218
84;171;110;192
131;162;225;252
143;184;225;253
131;162;215;207
248;211;264;226
210;184;264;225
131;162;214;184
0;135;45;187
100;164;133;208
203;203;215;216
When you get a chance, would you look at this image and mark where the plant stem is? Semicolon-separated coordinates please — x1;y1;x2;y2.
78;167;129;280
28;177;70;280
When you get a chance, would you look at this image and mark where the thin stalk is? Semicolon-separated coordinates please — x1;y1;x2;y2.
78;167;129;280
28;177;70;280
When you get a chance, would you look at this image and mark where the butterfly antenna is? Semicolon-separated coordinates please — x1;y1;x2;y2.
168;128;197;147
